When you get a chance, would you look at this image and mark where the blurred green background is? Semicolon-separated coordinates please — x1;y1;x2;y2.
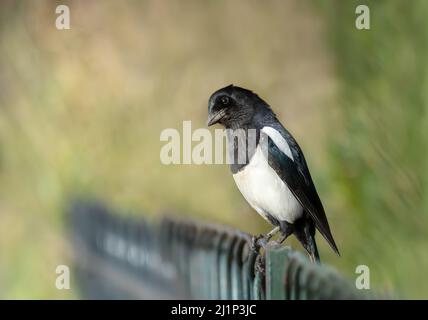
0;0;427;298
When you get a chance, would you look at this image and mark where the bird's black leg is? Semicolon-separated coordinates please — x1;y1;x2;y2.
259;215;282;244
274;220;294;245
277;233;289;244
265;226;280;241
250;226;280;251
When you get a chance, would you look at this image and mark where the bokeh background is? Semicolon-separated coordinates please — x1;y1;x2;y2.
0;0;427;298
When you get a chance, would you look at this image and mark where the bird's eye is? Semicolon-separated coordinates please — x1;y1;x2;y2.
221;96;229;105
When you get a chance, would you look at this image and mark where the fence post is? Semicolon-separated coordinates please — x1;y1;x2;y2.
265;244;292;300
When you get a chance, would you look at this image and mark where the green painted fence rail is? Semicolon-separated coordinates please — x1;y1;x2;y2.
68;199;373;300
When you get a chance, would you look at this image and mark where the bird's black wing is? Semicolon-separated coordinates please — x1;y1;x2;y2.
262;132;340;255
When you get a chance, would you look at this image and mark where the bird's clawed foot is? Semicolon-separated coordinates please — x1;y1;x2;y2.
250;233;265;252
251;226;281;251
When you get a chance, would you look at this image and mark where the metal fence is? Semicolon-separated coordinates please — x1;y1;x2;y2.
68;199;372;300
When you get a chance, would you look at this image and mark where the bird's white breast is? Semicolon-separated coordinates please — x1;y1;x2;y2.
232;127;303;224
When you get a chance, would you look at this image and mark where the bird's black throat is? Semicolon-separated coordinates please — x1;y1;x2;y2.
226;126;261;174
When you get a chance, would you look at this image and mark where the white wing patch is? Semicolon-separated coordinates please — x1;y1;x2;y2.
261;126;294;161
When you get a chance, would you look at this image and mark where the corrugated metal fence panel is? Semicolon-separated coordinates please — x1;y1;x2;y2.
68;200;376;300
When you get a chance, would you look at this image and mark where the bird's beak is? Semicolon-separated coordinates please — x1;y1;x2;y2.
207;109;226;126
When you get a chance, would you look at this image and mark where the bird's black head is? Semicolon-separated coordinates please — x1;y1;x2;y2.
207;84;273;129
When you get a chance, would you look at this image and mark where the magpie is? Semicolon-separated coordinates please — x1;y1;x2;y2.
207;84;339;263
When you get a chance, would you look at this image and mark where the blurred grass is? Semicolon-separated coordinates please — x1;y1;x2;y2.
319;0;428;298
0;0;426;298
